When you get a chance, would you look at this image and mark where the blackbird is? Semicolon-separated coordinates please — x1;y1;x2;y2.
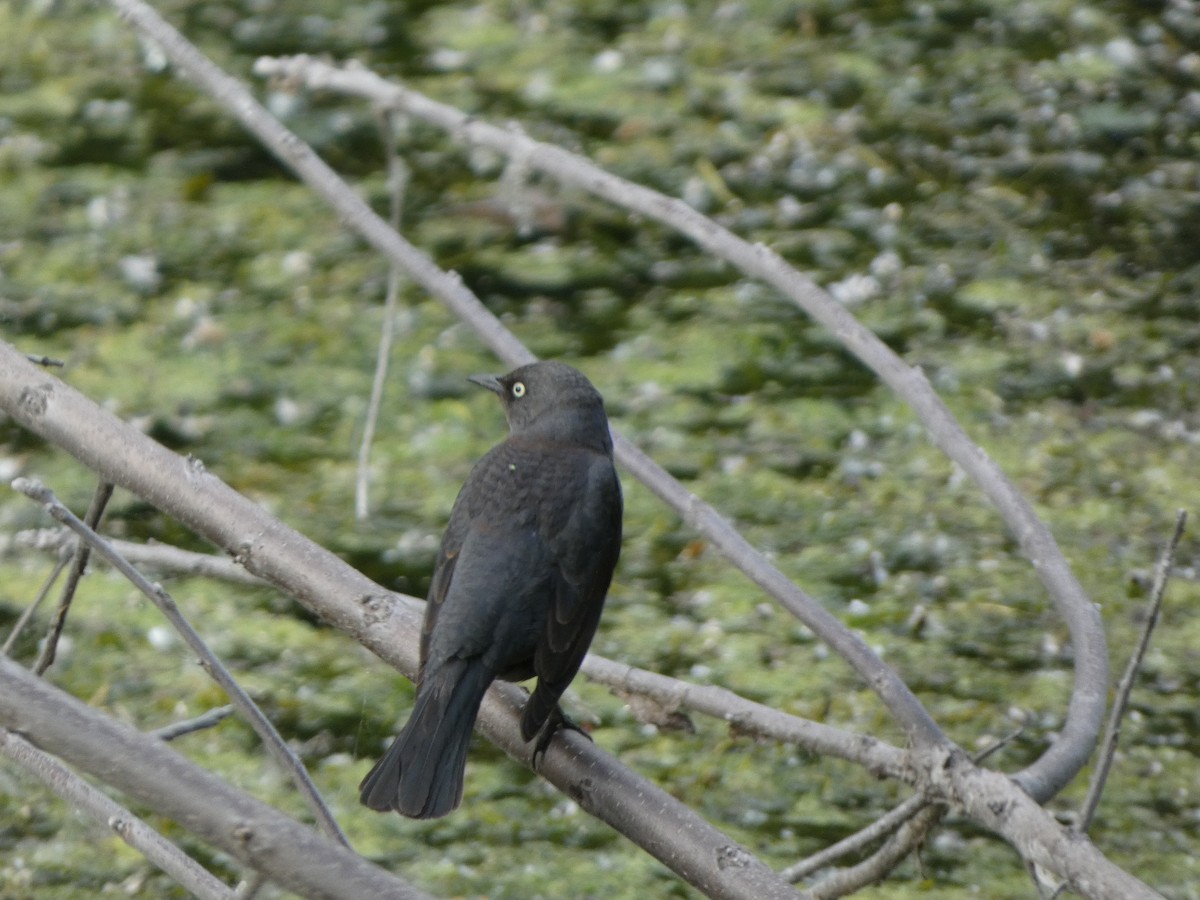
359;360;623;818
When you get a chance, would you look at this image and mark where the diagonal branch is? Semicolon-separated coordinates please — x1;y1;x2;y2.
13;477;349;848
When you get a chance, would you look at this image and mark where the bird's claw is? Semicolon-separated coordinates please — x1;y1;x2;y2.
531;706;592;770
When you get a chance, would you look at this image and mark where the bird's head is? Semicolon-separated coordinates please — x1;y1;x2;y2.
469;361;612;452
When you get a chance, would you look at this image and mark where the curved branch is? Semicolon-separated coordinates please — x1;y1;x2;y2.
253;53;1108;800
810;804;946;900
110;0;943;759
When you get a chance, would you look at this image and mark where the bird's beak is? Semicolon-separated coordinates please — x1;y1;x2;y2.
467;373;504;395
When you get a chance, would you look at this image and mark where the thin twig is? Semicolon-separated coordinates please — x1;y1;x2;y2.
810;804;946;899
25;354;65;367
1;552;70;656
783;729;1020;885
15;528;267;585
1076;510;1187;833
34;480;113;673
975;727;1025;764
355;109;409;521
0;727;234;900
782;794;929;884
12;477;350;848
152;705;237;741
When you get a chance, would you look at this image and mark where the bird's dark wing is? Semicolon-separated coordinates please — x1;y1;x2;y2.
426;521;553;672
418;479;475;682
422;445;553;680
418;544;458;683
522;454;622;739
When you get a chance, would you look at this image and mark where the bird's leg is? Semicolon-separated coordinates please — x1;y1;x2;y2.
531;705;592;770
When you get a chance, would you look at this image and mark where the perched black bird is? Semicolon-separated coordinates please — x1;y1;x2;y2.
359;361;623;819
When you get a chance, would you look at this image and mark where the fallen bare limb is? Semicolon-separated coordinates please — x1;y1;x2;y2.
0;657;429;900
0;727;234;900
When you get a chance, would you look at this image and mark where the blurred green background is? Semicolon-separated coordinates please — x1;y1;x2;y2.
1;0;1198;896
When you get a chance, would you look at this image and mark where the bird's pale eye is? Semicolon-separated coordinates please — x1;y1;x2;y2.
511;382;526;398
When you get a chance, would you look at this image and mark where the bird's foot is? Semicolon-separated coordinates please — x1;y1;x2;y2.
531;706;592;770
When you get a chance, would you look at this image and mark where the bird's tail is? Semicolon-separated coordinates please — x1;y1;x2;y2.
358;660;493;819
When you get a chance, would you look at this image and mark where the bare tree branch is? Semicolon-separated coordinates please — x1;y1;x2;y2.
13;528;270;586
912;744;1163;900
781;794;929;885
810;804;946;900
580;655;906;777
793;731;1021;892
0;727;235;900
151;705;237;741
0;340;1160;897
3;1;1149;893
15;532;909;779
0;657;430;900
